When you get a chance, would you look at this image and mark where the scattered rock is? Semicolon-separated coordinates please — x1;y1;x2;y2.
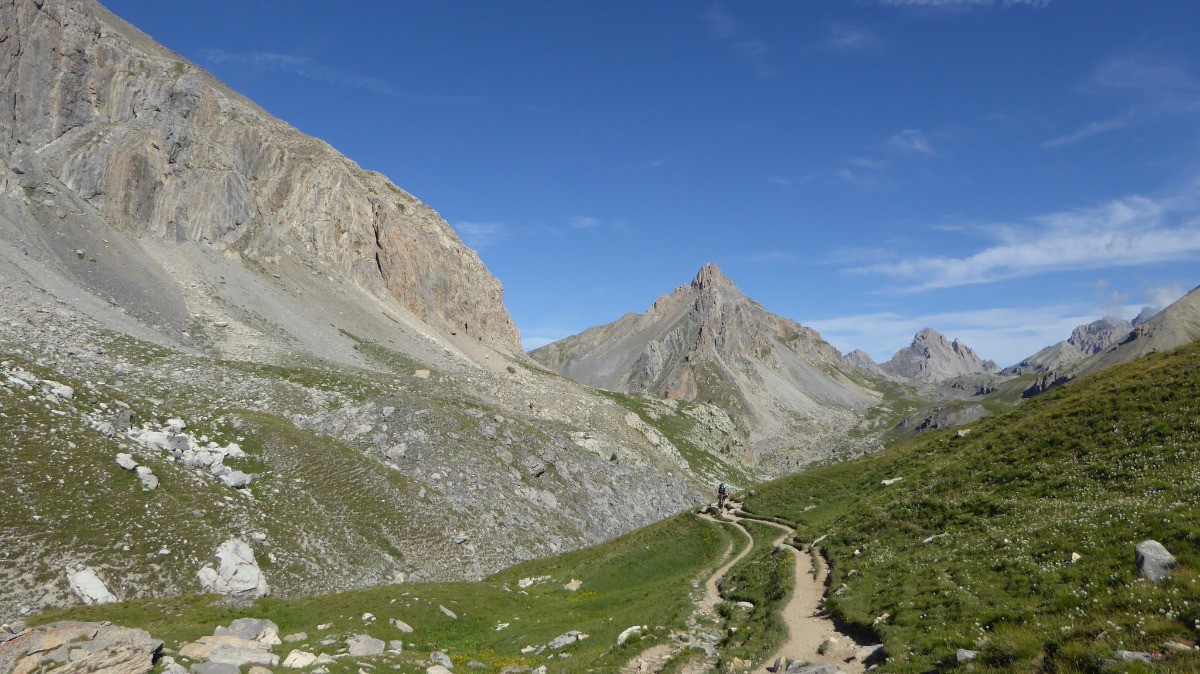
215;618;281;646
135;465;159;490
191;662;240;674
282;650;318;668
388;640;403;652
430;651;453;668
438;605;457;619
248;667;272;674
414;370;430;379
956;649;978;662
1135;540;1176;583
881;477;903;486
389;619;413;634
616;626;643;646
67;566;119;604
346;635;385;657
563;579;582;591
115;453;138;471
547;631;587;650
855;644;884;664
1070;552;1082;565
1114;650;1154;663
426;667;451;674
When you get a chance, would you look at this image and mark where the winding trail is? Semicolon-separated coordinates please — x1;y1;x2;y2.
620;501;876;673
719;503;872;674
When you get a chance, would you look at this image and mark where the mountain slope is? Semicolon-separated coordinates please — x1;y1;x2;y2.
1005;316;1132;376
531;264;881;470
745;339;1200;672
1;0;518;353
1073;284;1200;377
881;328;998;383
0;0;754;622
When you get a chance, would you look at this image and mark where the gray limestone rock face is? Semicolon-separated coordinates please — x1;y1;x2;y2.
882;328;998;383
0;0;521;352
197;539;269;598
1135;540;1176;583
66;567;118;605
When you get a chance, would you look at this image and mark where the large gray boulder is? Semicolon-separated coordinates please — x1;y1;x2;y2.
67;566;118;605
197;539;270;598
346;635;385;657
1135;540;1176;583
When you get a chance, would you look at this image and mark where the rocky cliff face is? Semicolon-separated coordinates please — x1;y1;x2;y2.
1073;285;1200;377
531;264;881;470
0;0;520;352
881;328;998;383
1005;316;1132;376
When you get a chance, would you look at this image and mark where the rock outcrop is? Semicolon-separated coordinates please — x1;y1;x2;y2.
532;264;880;469
841;349;894;381
197;539;269;599
65;567;117;605
1072;286;1200;377
0;0;519;352
881;329;998;383
1006;316;1133;376
0;622;162;674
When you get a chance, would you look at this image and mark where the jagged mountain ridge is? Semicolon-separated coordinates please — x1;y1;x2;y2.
881;328;999;383
531;264;881;470
1005;316;1133;376
1073;285;1200;377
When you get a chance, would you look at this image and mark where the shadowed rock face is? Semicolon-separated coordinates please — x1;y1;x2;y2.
0;0;519;352
881;328;998;383
531;263;879;467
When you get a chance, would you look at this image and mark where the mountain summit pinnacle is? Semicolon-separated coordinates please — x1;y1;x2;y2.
690;263;734;291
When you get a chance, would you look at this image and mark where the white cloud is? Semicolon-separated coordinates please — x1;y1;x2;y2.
1045;53;1200;148
888;129;936;156
198;49;478;104
1043;115;1132;148
855;192;1200;291
452;221;507;249
1146;282;1188;310
808;302;1128;367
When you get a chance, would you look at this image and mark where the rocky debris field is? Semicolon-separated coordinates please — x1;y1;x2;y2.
0;245;725;622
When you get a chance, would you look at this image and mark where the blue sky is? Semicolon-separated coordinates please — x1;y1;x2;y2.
104;0;1200;365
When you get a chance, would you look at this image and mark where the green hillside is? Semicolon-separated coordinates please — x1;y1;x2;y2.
744;340;1200;672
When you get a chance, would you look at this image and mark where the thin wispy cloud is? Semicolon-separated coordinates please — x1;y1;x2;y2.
452;221;507;249
1045;53;1200;148
887;129;937;156
198;49;479;104
702;5;776;78
569;216;600;230
825;24;881;51
808;301;1119;367
854;190;1200;291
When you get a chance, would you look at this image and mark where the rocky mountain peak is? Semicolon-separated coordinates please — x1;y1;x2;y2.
1067;316;1133;356
881;328;997;383
1132;306;1158;327
690;263;735;293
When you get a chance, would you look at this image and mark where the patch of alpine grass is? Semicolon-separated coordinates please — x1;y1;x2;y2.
743;342;1200;672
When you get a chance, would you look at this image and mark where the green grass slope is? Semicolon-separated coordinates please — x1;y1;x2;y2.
34;513;734;673
743;341;1200;672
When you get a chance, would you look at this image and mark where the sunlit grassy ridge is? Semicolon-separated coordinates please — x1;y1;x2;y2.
744;341;1200;672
